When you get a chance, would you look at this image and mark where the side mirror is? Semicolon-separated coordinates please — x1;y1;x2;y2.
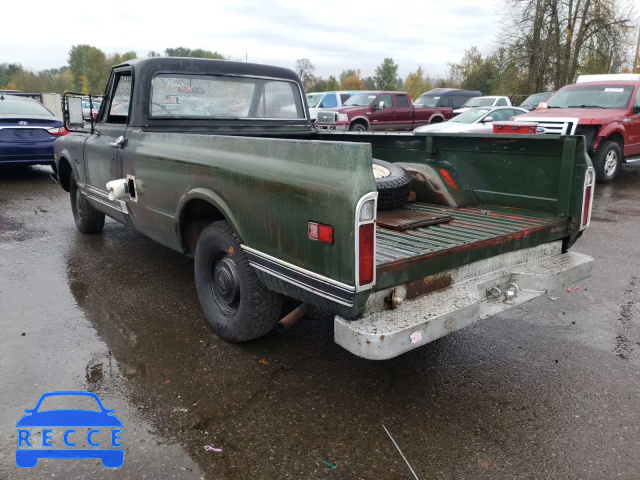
633;106;640;115
483;116;494;123
375;101;385;110
68;96;84;127
63;92;95;133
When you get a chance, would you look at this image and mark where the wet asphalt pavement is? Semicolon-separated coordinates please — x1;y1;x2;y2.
1;165;640;480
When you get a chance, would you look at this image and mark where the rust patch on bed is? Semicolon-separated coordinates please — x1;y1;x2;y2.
405;273;454;300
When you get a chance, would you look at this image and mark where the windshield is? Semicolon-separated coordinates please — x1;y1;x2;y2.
520;92;551;107
0;98;54;116
452;108;491;123
414;96;439;107
463;97;494;107
546;85;633;109
306;93;324;108
344;93;377;107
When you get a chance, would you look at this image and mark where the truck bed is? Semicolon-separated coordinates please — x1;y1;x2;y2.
374;202;568;289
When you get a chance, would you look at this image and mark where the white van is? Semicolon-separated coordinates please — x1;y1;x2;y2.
306;91;365;121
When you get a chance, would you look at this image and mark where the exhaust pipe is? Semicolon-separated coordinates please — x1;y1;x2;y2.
276;303;311;333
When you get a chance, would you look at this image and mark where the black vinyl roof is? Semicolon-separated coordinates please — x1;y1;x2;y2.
117;57;301;83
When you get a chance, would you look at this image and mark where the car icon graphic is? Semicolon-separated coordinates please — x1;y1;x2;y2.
15;391;123;468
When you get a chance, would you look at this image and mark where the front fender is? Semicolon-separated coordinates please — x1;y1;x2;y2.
55;133;89;184
594;122;625;150
349;116;371;129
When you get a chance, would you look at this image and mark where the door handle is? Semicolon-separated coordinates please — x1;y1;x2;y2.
109;136;127;148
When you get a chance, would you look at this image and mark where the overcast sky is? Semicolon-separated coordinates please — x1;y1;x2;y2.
0;0;502;79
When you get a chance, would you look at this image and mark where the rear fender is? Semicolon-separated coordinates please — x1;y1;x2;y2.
176;188;240;241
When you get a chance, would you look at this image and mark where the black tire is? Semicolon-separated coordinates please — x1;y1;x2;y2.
194;221;283;342
592;140;621;183
69;172;105;233
372;159;412;210
350;122;368;132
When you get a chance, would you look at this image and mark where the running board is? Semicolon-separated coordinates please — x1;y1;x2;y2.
625;156;640;164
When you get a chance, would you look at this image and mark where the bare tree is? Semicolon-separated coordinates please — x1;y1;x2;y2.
501;0;635;92
294;58;316;92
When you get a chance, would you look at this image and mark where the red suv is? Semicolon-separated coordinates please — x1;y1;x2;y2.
516;74;640;182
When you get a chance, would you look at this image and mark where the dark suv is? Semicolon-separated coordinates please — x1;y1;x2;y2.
414;88;482;110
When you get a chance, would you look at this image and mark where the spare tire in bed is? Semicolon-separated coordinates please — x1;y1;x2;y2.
372;159;412;211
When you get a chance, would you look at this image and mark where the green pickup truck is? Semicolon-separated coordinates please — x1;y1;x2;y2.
54;58;595;360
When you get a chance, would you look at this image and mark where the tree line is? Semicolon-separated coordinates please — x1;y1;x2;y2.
0;46;225;95
296;58;437;99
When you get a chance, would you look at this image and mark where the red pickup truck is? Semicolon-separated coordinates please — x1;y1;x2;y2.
315;91;453;132
516;74;640;182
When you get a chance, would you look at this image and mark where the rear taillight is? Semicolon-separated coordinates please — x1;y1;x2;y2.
359;224;374;285
47;127;68;136
582;186;592;226
581;168;595;230
356;193;377;290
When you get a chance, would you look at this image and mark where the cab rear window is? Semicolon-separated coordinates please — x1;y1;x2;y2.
150;74;305;120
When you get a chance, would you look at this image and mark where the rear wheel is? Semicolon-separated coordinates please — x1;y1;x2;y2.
592;140;621;183
194;221;283;342
70;173;105;233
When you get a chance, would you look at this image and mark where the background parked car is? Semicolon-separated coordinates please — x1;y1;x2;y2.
413;106;528;134
519;91;554;110
453;95;512;115
82;100;101;121
414;88;482;110
316;91;453;131
0;94;66;170
306;91;361;121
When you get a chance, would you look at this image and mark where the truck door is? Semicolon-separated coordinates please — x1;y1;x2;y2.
626;88;640;156
393;94;413;130
369;94;394;130
83;69;131;222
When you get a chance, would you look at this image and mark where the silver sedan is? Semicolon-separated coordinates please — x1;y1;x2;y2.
414;106;528;134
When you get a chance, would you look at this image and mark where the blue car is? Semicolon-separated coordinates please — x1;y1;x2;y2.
0;94;66;170
15;391;123;468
